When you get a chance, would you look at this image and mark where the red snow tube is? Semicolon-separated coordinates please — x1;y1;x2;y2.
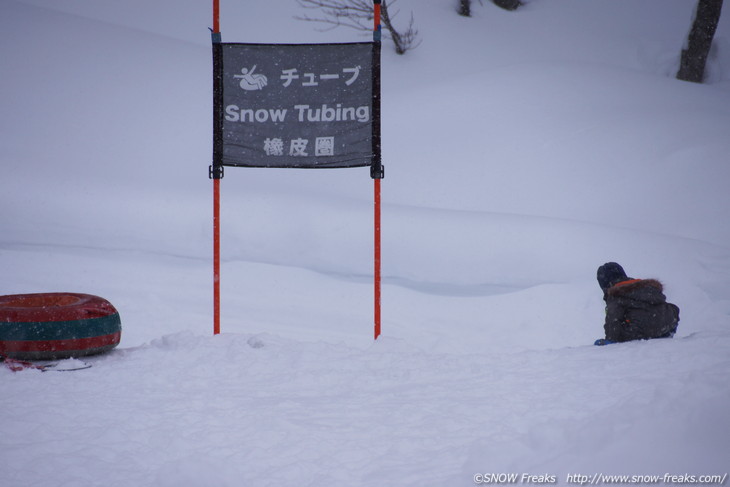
0;293;121;360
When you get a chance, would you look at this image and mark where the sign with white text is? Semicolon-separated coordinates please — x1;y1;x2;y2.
216;42;375;168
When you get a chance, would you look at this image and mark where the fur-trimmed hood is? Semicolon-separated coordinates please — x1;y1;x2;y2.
606;278;666;304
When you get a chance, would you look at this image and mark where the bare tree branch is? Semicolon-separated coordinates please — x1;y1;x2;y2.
296;0;420;54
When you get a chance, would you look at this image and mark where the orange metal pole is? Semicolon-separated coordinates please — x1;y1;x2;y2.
213;0;220;33
374;178;381;340
213;178;221;335
213;0;221;335
373;0;382;340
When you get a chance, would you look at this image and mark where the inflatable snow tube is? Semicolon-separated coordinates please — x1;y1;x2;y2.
0;293;121;360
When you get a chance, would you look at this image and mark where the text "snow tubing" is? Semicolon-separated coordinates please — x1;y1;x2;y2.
0;293;121;360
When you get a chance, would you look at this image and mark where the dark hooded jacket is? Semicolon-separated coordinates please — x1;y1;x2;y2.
603;278;680;342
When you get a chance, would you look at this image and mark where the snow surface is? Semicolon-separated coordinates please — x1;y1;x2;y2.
2;0;730;485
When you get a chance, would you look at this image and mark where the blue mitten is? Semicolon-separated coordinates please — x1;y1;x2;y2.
594;338;616;346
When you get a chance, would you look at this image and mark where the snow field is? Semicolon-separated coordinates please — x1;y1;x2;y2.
2;0;730;485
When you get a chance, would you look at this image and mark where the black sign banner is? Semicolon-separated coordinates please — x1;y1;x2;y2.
213;42;377;169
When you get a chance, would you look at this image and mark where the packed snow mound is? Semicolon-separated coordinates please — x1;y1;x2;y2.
3;331;729;486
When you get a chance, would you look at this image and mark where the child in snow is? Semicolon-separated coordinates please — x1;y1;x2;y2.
594;262;680;346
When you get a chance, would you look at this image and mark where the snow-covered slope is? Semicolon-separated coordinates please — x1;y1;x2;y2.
1;0;729;485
